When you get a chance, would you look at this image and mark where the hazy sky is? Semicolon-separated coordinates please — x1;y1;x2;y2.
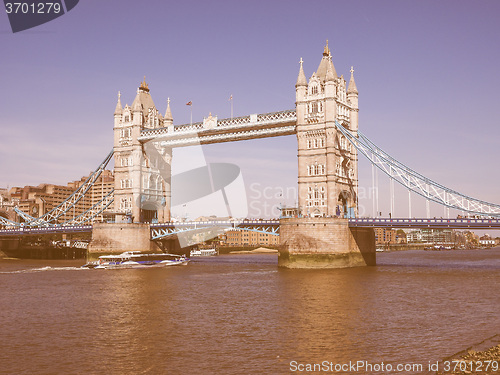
1;0;499;219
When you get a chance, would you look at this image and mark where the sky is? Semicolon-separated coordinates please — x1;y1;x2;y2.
1;0;499;220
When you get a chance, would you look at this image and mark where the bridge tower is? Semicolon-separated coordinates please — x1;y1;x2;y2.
295;41;359;218
279;42;373;269
113;78;171;223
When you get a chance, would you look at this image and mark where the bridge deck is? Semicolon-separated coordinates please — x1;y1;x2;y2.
2;218;500;238
349;218;500;229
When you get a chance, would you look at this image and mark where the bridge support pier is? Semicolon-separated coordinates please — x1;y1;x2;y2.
87;223;161;259
0;238;21;259
278;218;376;268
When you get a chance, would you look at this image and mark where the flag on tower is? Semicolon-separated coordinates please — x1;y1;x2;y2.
186;101;192;106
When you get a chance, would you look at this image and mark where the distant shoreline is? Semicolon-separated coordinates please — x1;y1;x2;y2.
229;247;278;254
218;246;279;254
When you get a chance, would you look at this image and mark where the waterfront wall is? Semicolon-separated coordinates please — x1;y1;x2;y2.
88;223;160;257
279;217;376;268
0;239;86;259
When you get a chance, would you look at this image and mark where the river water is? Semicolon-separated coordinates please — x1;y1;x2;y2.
0;249;499;374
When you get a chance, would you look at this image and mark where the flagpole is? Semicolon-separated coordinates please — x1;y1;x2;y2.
186;101;193;126
229;94;233;119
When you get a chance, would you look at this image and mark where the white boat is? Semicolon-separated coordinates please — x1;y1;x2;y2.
190;247;218;257
82;251;189;269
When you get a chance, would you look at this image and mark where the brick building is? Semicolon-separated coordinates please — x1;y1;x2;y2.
224;229;279;247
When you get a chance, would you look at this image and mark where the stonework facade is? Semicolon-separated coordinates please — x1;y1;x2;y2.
279;217;375;268
296;42;359;218
113;78;172;223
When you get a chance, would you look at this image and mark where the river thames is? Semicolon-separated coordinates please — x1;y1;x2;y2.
1;248;499;374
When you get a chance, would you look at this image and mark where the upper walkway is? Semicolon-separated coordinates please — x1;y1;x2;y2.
138;109;297;147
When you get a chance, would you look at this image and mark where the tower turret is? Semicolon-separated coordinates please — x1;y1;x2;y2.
114;91;122;127
164;97;173;129
316;40;338;82
347;66;359;131
347;66;358;100
295;58;307;126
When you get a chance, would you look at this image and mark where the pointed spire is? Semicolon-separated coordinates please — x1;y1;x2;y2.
139;76;149;92
296;57;307;87
165;97;173;122
323;39;330;56
114;91;122;115
316;41;337;82
347;66;358;94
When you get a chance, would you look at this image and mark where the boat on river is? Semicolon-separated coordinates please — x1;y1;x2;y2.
189;247;218;257
82;251;189;269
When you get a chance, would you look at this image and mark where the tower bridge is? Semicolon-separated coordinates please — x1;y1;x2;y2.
2;42;500;267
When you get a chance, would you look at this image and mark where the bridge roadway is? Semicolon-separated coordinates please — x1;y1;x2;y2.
1;218;500;239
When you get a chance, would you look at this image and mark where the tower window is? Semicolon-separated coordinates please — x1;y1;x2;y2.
120;179;132;189
307;164;326;176
120;128;132;139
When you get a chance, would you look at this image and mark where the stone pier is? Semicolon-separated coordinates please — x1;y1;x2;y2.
87;223;160;258
278;217;376;268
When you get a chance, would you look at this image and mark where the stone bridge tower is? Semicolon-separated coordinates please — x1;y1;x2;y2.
295;42;359;218
113;78;172;223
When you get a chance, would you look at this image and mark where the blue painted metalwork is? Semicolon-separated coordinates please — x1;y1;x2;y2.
19;150;114;227
0;215;20;227
150;220;281;240
349;217;500;229
0;224;93;236
150;217;500;241
60;190;114;225
13;207;35;224
2;218;500;240
334;121;500;217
